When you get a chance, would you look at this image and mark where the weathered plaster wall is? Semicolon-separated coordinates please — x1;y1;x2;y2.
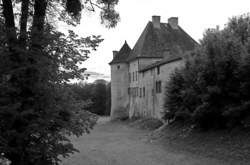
128;58;162;118
110;63;129;120
129;59;184;119
153;60;184;118
128;60;139;118
111;58;184;120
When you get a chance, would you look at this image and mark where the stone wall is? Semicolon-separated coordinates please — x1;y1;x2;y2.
110;63;129;120
129;59;184;119
110;58;184;120
128;60;139;118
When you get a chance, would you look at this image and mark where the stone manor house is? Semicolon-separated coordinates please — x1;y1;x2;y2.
109;16;197;120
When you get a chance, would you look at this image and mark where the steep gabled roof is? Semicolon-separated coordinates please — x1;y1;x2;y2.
109;41;131;65
127;21;198;61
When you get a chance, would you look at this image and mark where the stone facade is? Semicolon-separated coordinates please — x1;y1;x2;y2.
110;63;129;119
109;16;197;120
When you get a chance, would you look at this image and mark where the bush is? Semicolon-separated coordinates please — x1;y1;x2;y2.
69;80;111;116
164;14;250;129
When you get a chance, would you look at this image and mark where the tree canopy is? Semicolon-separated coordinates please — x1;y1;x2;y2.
0;0;119;164
164;14;250;129
70;80;111;116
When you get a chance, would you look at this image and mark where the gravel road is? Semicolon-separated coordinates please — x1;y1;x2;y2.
61;117;229;165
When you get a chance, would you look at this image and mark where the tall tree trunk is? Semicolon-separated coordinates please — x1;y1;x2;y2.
19;0;30;47
31;0;47;49
2;0;17;47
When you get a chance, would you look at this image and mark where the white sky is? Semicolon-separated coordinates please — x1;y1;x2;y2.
67;0;250;82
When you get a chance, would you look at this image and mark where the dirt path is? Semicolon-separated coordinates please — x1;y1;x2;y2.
61;117;229;165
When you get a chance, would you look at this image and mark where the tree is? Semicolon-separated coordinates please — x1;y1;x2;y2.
69;80;111;116
105;82;111;116
0;0;119;164
164;14;250;129
91;79;108;115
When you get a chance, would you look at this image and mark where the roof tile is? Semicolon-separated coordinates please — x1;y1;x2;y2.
127;21;198;61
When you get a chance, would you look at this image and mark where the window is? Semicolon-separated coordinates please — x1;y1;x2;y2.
117;65;120;69
133;72;135;81
132;88;135;97
157;66;160;75
140;88;142;97
136;71;138;81
131;88;135;97
156;81;162;93
143;87;145;97
159;81;162;93
128;88;130;95
129;73;131;83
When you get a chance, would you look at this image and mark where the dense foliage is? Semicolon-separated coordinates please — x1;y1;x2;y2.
70;80;111;116
164;14;250;129
0;0;119;165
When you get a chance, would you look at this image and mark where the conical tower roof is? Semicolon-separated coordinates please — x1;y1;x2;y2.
109;41;131;64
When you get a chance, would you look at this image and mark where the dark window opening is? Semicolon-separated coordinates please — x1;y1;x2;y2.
157;66;160;75
117;65;120;69
156;81;162;93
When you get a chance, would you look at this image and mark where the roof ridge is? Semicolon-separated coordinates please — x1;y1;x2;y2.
111;17;197;63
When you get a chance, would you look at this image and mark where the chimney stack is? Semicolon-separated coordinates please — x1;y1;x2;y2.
152;16;161;29
168;17;178;29
113;51;118;58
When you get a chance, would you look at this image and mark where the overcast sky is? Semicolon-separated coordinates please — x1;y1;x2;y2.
66;0;250;82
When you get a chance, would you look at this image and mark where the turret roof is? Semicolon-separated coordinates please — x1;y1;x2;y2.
109;41;131;64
